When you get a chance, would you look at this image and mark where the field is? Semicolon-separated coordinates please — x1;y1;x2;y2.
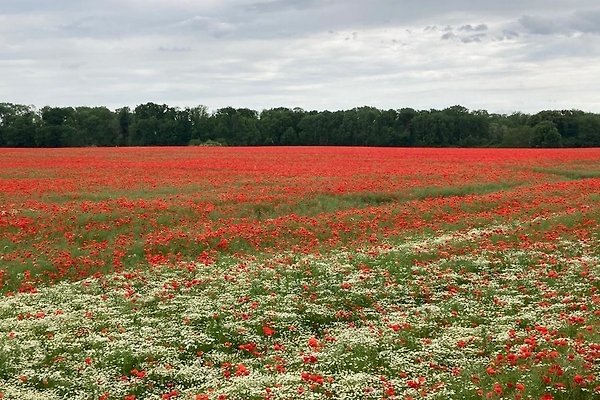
0;147;599;400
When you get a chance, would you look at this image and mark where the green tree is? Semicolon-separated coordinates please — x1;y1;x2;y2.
0;103;38;147
280;127;298;145
530;121;562;148
116;107;132;145
129;103;183;146
212;107;260;145
576;114;600;147
187;105;212;144
529;110;583;138
36;106;76;147
297;111;340;145
498;126;533;148
259;108;299;145
411;111;455;146
67;107;119;146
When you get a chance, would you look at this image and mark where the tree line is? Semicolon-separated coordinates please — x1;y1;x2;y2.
1;102;599;148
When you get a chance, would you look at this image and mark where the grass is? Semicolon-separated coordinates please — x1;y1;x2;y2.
534;167;600;180
230;181;521;221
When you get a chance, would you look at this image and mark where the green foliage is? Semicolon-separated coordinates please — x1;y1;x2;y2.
129;103;192;146
212;107;260;145
0;103;38;147
530;120;562;147
1;102;600;147
576;113;600;146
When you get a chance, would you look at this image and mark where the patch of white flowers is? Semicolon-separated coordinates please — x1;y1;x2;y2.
0;224;598;399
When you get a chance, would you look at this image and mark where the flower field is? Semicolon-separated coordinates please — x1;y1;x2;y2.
0;147;599;399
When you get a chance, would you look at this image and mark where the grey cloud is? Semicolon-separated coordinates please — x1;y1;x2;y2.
519;10;600;35
244;0;333;13
0;0;85;13
459;24;488;32
496;30;520;40
158;46;192;53
174;16;236;38
344;32;359;41
60;62;84;71
461;33;486;43
569;10;600;33
519;15;563;35
440;29;487;43
515;34;600;62
2;1;600;113
59;16;113;37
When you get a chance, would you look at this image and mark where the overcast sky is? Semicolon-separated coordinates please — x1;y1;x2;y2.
1;0;600;113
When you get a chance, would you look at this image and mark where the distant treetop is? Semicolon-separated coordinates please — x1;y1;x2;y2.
1;102;598;148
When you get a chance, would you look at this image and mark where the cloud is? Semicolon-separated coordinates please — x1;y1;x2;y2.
244;0;332;13
1;1;600;113
158;46;192;52
569;10;600;33
59;16;116;38
459;24;488;32
439;25;488;43
519;10;600;35
461;33;486;43
173;16;237;38
496;30;520;40
519;15;564;35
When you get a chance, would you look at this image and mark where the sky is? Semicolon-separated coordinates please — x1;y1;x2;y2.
1;0;600;113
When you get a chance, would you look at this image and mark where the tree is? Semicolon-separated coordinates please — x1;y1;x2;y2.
355;106;381;146
171;108;192;145
497;125;533;148
530;121;562;148
36;106;76;147
3;101;600;148
212;107;260;145
297;112;320;145
67;107;119;146
116;107;132;145
576;114;600;147
411;111;455;146
395;108;417;146
129;103;182;146
0;103;38;147
280;127;298;145
259;108;298;145
187;105;212;144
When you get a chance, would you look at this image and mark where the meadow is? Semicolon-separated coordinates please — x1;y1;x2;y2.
0;147;598;399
